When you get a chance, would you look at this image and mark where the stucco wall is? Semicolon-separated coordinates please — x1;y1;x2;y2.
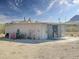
5;23;48;39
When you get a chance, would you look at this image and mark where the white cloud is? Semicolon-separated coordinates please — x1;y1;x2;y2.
35;0;71;16
73;0;79;4
38;16;58;23
8;0;23;12
46;0;72;13
42;17;54;23
46;0;57;11
0;15;11;23
35;0;57;16
58;0;79;14
35;0;79;16
34;8;43;16
15;0;23;7
36;10;43;15
0;15;23;23
8;1;19;11
59;0;72;7
0;15;9;20
59;0;67;5
58;0;73;15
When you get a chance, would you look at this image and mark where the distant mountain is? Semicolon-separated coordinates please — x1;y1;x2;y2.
65;15;79;24
70;15;79;21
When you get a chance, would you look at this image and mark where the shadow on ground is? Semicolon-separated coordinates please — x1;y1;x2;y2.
0;38;64;44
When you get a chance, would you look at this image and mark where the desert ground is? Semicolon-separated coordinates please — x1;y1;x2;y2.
0;38;79;59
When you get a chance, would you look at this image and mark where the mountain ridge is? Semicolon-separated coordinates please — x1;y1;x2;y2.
69;15;79;22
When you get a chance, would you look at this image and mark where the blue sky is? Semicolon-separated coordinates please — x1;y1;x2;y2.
0;0;79;23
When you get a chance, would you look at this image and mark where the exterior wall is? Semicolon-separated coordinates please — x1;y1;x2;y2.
5;23;64;40
47;24;59;39
6;21;79;39
5;23;48;39
47;24;53;39
59;24;66;37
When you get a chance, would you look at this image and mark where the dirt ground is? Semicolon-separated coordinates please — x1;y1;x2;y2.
0;39;79;59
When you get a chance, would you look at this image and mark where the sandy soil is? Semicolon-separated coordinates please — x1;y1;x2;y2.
0;39;79;59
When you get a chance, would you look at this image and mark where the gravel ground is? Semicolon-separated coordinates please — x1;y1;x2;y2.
0;38;79;59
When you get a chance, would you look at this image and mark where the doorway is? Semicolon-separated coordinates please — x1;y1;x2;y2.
5;33;9;38
52;25;58;39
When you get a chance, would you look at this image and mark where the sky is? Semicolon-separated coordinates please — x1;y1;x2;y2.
0;0;79;23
